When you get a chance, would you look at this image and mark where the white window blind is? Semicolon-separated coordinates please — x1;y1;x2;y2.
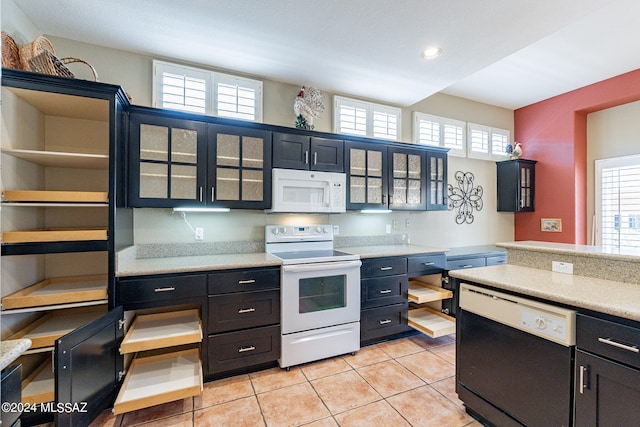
467;123;511;160
596;154;640;250
414;112;465;156
334;96;401;140
153;60;263;122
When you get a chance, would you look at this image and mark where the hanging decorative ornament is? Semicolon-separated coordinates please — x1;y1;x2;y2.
448;171;484;224
294;86;325;130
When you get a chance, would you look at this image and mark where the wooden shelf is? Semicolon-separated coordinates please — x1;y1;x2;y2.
408;280;453;304
408;307;456;338
2;228;107;244
8;306;106;349
2;275;108;310
3;190;108;203
120;309;203;354
22;358;54;405
1;148;109;169
113;348;203;415
5;86;109;122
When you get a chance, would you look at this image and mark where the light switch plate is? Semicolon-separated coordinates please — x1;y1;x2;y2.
552;261;573;274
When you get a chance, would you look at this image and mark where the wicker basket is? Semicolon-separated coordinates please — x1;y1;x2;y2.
28;51;99;82
2;32;21;69
19;35;55;71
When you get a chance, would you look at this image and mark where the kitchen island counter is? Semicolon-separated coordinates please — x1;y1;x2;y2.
450;263;640;322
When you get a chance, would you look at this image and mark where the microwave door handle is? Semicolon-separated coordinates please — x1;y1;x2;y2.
323;181;330;207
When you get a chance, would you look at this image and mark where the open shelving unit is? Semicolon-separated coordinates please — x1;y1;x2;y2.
407;279;456;338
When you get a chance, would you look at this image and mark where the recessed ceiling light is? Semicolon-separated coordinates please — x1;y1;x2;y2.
421;47;442;60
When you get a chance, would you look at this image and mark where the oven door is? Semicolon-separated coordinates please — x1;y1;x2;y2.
281;260;361;334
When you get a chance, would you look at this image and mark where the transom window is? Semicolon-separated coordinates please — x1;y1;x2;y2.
334;96;401;140
467;123;511;160
414;112;466;157
153;60;263;122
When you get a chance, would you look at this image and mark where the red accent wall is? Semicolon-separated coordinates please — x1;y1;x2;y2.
514;68;640;244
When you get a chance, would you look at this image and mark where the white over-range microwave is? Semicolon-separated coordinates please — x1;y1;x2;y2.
269;168;346;213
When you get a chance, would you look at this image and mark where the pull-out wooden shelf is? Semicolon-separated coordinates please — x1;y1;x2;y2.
120;309;203;354
408;307;456;338
113;348;203;415
2;190;108;203
1;148;109;169
408;280;453;304
2;228;107;243
2;275;107;310
9;307;106;349
22;358;54;405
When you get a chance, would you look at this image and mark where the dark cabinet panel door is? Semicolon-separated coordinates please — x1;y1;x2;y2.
360;302;409;343
361;275;408;309
426;150;448;210
208;290;280;333
388;147;427;210
310;137;344;172
346;141;388;210
55;306;124;427
272;132;310;170
575;350;640;426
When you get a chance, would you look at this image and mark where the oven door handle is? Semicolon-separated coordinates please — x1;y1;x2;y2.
282;260;362;273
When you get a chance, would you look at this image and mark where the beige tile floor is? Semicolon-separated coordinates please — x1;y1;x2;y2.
77;334;482;427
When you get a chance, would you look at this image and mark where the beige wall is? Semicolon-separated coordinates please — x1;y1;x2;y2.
586;100;640;243
3;0;515;248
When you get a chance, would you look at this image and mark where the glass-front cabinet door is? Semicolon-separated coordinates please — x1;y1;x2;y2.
346;142;388;210
389;147;426;210
129;111;207;207
426;151;448;210
208;124;272;209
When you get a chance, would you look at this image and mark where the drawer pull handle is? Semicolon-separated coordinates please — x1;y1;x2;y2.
238;279;256;284
598;337;640;353
154;287;175;292
238;346;256;353
379;289;392;294
238;308;256;314
460;265;473;268
380;267;393;271
379;319;392;325
422;262;435;266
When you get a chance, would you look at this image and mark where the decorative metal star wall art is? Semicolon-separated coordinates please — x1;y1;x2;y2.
448;171;483;224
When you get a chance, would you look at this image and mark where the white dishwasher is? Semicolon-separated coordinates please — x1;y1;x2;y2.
457;283;576;427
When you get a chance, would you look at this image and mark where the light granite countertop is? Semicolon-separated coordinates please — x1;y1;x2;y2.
449;264;640;322
1;339;31;370
116;244;448;277
497;240;640;262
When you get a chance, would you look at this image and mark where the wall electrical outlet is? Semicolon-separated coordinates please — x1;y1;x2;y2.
385;224;392;234
195;227;204;241
392;219;399;230
552;261;573;274
333;225;340;235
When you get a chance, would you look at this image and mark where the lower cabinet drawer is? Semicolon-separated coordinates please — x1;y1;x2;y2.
360;302;409;342
577;313;640;370
486;255;507;266
445;257;486;271
361;275;408;309
208;325;280;375
208;290;280;333
118;274;207;306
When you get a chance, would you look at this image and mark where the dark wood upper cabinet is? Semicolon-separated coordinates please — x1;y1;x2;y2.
496;159;536;212
273;132;344;172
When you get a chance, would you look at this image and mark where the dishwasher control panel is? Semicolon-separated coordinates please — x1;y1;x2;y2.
520;309;568;342
459;283;576;346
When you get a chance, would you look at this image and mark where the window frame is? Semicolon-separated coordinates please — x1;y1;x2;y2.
595;153;640;249
467;122;511;161
334;95;401;140
413;112;466;157
152;60;263;122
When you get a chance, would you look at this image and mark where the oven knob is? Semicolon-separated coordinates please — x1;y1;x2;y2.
535;317;547;330
316;226;322;233
323;226;329;233
271;228;279;235
280;227;287;234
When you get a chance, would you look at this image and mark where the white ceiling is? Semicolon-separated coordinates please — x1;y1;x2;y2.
13;0;640;109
